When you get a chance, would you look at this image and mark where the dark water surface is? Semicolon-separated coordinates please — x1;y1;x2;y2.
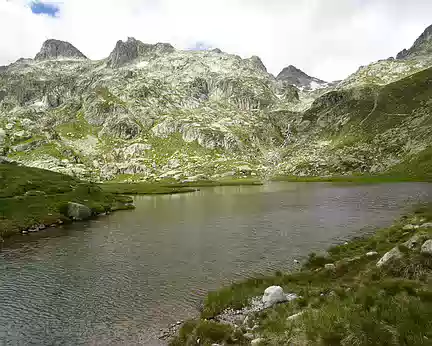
1;182;432;345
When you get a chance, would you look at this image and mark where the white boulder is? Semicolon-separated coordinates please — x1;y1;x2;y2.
421;240;432;255
366;251;378;257
262;286;287;307
251;338;264;345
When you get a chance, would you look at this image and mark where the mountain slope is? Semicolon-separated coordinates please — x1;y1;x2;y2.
1;24;432;181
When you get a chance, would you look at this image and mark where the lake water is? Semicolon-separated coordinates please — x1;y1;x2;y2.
1;182;432;345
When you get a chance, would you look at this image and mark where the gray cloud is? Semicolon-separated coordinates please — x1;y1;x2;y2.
1;0;431;81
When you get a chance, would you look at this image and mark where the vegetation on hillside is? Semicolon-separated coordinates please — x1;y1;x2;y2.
0;163;133;238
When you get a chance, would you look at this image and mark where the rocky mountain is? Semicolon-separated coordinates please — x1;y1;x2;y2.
35;39;87;61
1;24;432;182
276;65;328;90
397;24;432;60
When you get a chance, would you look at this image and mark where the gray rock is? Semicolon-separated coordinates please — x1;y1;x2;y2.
276;65;327;89
402;224;418;231
420;222;432;229
67;202;92;221
262;286;287;307
107;37;174;68
421;240;432;255
396;24;432;59
251;338;264;346
35;39;87;60
287;311;305;321
244;333;254;340
403;235;421;250
366;251;379;257
248;55;267;72
0;128;5;143
324;263;336;270
100;114;141;140
376;246;403;267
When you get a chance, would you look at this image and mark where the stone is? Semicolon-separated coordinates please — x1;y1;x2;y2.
243;333;254;340
324;263;336;270
402;224;418;231
420;222;432;229
0;128;5;143
262;286;287;307
276;65;327;89
251;338;264;346
376;246;403;267
66;202;92;221
287;311;305;321
35;39;87;60
403;235;421;250
421;240;432;255
366;251;379;257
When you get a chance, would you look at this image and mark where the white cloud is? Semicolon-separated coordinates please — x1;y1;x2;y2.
1;0;431;81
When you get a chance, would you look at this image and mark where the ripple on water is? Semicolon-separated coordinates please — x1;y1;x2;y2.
1;182;432;345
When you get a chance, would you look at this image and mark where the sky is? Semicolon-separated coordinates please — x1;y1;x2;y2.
0;0;431;81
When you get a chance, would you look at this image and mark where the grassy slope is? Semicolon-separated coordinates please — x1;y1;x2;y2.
100;178;263;195
172;205;432;345
0;163;133;238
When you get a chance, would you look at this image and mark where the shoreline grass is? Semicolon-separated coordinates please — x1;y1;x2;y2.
171;204;432;345
271;173;432;183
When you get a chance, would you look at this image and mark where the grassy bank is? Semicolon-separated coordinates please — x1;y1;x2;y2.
100;178;263;195
271;173;432;184
0;163;134;238
171;205;432;345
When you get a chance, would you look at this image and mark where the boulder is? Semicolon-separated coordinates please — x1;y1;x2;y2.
366;251;379;257
421;240;432;255
262;286;287;307
376;247;403;267
251;338;264;345
403;235;421;250
287;311;305;321
67;202;92;221
0;128;5;143
324;263;336;270
420;222;432;229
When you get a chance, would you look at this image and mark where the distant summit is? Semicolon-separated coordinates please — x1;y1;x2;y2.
35;39;87;60
397;24;432;60
107;37;174;68
276;65;327;90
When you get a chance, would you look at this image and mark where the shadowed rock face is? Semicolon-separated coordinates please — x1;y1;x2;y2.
249;56;267;72
276;65;326;89
35;39;87;60
107;37;174;68
397;24;432;59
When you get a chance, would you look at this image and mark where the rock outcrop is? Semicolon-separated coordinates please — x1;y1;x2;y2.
276;65;327;89
107;37;174;68
66;202;92;220
396;24;432;59
35;39;87;60
421;239;432;255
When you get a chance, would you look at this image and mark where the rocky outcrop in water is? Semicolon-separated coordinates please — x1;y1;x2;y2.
35;39;87;60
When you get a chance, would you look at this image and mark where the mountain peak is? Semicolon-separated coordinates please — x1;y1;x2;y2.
396;24;432;60
107;38;175;68
276;65;327;89
35;39;87;61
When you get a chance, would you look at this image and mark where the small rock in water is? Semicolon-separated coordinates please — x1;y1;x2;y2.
293;259;300;264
